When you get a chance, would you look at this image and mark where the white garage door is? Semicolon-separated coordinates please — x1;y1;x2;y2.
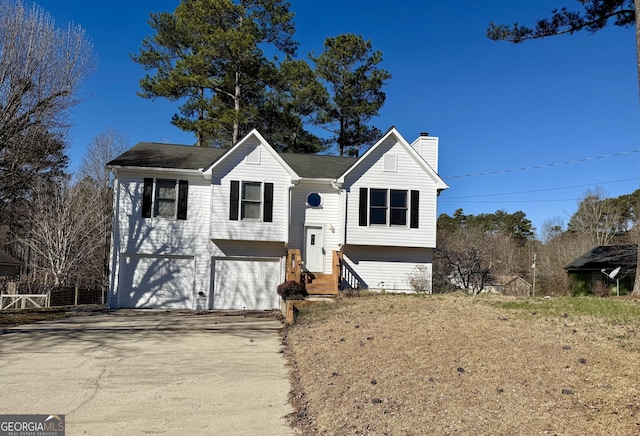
118;255;194;309
213;258;281;310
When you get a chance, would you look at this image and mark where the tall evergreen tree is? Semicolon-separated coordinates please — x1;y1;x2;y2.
487;1;636;43
257;59;328;153
311;34;391;157
133;0;298;147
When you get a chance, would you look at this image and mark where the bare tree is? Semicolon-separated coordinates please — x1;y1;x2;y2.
436;227;496;295
18;180;107;286
567;187;625;246
0;0;95;232
536;230;594;296
77;127;129;187
75;128;130;285
539;216;565;245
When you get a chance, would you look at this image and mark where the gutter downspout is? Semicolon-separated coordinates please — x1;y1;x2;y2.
285;181;299;248
107;169;120;308
330;180;347;248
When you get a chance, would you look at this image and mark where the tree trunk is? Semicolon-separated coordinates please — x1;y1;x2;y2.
633;0;640;295
233;70;240;145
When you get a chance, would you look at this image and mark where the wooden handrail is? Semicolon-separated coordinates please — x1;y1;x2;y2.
286;249;302;283
332;250;343;292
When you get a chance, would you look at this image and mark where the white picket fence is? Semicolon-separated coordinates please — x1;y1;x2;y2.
1;294;50;310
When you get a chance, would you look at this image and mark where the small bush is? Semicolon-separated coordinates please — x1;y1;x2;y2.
277;281;307;300
408;265;432;293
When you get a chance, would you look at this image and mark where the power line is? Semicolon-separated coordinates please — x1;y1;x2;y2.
440;198;580;204
441;177;640;200
442;150;639;179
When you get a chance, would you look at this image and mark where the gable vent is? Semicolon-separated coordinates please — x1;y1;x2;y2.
383;154;398;172
245;145;261;165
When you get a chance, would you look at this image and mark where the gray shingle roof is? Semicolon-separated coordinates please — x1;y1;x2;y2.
107;142;358;178
280;153;356;178
565;245;637;278
0;250;21;266
107;142;226;170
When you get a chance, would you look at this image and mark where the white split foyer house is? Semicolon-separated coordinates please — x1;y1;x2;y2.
107;127;448;310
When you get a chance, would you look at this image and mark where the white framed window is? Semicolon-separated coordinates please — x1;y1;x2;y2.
229;180;274;222
155;179;177;218
142;178;188;220
389;189;408;226
241;181;262;219
369;189;387;225
359;187;419;228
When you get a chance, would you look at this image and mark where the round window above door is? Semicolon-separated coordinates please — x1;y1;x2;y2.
306;193;322;207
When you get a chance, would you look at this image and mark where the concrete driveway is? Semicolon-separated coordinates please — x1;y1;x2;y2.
0;310;295;435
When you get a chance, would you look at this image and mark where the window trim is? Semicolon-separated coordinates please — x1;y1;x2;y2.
229;180;274;223
369;188;388;225
358;187;418;228
141;178;188;220
241;181;262;220
389;189;408;226
154;178;177;218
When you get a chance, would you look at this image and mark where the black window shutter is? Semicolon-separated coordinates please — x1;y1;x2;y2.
177;180;188;220
410;190;419;228
359;187;368;226
263;182;274;223
142;178;153;218
229;180;239;220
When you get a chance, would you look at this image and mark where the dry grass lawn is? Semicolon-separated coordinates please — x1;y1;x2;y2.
284;293;640;435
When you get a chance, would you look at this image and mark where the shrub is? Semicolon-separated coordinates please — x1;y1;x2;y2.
277;281;307;300
407;265;432;293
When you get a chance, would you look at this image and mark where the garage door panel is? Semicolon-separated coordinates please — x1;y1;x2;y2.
213;259;281;310
118;255;194;309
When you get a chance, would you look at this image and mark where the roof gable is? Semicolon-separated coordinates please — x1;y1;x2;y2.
105;128;447;186
337;127;448;190
203;129;299;180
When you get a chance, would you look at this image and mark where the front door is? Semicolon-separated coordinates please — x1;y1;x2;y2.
304;226;324;272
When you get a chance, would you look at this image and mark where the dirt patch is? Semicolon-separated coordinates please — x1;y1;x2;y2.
284;294;640;435
0;307;71;328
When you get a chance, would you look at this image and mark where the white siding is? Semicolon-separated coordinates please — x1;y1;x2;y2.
289;181;343;273
209;241;285;309
117;254;195;309
210;138;290;242
212;258;282;310
411;135;439;172
109;170;212;309
342;246;433;293
344;136;438;248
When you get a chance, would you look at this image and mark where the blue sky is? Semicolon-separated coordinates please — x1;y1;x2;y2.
37;0;639;234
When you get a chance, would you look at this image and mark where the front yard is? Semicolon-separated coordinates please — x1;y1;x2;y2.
285;293;640;435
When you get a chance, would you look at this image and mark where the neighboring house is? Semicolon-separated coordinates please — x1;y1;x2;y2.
565;245;637;295
0;251;21;278
107;128;448;310
483;275;531;296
